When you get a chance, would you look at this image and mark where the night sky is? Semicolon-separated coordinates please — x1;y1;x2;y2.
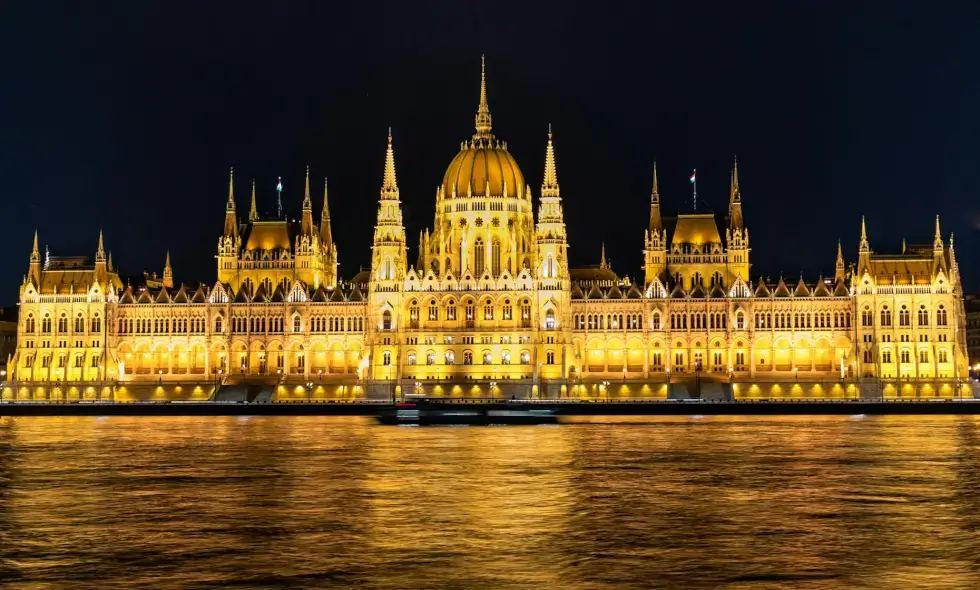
3;1;979;304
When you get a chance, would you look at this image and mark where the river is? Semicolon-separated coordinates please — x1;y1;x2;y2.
1;415;979;588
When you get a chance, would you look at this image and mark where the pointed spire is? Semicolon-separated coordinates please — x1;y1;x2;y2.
320;177;332;239
542;124;559;194
165;250;171;270
249;179;259;221
474;55;493;139
728;157;744;230
96;230;106;263
651;161;659;203
649;161;663;233
600;242;608;269
730;155;741;202
835;239;845;282
226;167;235;211
859;216;869;252
107;250;113;272
30;230;40;264
934;215;943;250
902;237;907;253
381;127;399;198
163;250;173;288
302;166;312;210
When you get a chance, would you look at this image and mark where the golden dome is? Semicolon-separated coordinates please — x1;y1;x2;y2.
442;140;525;199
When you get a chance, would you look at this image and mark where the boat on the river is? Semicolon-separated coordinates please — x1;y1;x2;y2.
377;402;558;426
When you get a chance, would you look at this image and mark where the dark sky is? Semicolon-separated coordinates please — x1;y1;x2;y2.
3;1;980;303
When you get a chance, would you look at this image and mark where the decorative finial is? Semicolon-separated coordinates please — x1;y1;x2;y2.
30;230;40;264
96;229;105;263
600;242;608;269
303;165;312;210
226;167;235;210
651;160;659;203
382;128;399;196
249;179;258;221
276;176;283;218
859;216;870;253
542;125;558;194
934;214;943;249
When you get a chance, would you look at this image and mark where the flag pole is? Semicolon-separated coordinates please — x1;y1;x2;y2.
276;176;283;218
692;169;698;212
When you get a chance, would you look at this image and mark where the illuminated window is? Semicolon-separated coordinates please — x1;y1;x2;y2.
382;351;391;366
407;352;416;366
937;306;947;326
428;301;438;322
447;300;457;321
545;310;556;330
426;352;435;366
520;351;530;364
382;310;392;330
503;300;513;320
501;351;511;365
483;351;492;365
445;351;455;365
546;351;555;364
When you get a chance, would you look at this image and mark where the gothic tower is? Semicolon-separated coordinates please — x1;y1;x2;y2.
725;157;750;283
643;162;667;285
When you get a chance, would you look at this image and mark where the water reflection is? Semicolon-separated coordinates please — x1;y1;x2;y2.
0;416;979;587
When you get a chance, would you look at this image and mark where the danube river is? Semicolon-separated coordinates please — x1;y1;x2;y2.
1;416;980;588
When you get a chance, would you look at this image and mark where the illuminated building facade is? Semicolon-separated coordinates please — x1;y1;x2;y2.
8;59;972;399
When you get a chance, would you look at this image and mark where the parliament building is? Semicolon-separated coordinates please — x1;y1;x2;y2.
7;60;973;401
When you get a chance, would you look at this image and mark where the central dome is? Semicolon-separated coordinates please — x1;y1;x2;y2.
440;56;525;200
442;139;525;199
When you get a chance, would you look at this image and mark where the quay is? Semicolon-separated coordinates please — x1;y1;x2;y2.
4;398;980;417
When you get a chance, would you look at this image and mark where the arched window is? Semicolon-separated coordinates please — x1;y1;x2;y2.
520;351;530;364
382;310;392;330
501;351;511;365
491;238;501;276
445;351;455;365
407;352;417;365
545;254;555;278
652;312;661;330
261;278;273;295
521;300;531;326
408;300;420;328
428;300;438;322
382;351;391;366
918;305;929;326
899;305;910;327
938;348;948;363
880;306;892;327
241;278;254;297
483;300;493;321
293;316;302;332
75;315;85;333
382;256;393;280
545;309;557;329
483;351;492;365
41;314;51;333
463;351;473;365
862;307;872;327
58;314;68;333
474;238;485;276
502;300;513;320
426;352;435;366
25;314;35;333
215;316;223;333
446;300;457;321
91;314;101;333
937;306;948;326
736;311;744;330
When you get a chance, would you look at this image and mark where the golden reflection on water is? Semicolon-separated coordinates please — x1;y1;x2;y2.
1;415;980;588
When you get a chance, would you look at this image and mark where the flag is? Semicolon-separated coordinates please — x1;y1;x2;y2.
689;170;696;184
276;177;282;192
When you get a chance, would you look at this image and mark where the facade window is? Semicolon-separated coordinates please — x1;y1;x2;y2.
407;352;417;365
382;310;392;330
445;351;455;365
483;351;492;365
900;349;910;364
736;312;744;330
674;352;684;370
520;351;530;364
882;350;892;364
463;351;473;365
502;300;513;320
919;350;929;364
25;315;35;333
862;308;872;327
58;315;68;333
918;306;929;326
491;238;501;276
465;302;475;325
521;301;532;326
409;301;420;328
446;301;457;321
484;301;493;321
474;238;485;276
546;351;555;364
501;351;511;365
293;316;302;332
881;307;892;327
215;317;223;333
938;349;948;363
899;306;910;327
75;316;85;333
382;351;391;366
428;301;438;322
652;312;661;330
652;351;663;370
426;352;435;366
937;306;948;326
545;310;556;330
736;351;745;369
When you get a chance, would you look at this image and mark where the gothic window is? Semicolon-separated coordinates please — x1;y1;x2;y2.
428;300;438;322
491;238;501;276
521;301;531;326
937;306;948;326
918;306;929;326
652;312;661;330
293;316;302;333
215;316;223;333
503;300;513;320
899;306;910;327
75;315;85;333
426;352;435;366
545;309;557;330
445;351;455;365
382;351;391;366
938;348;949;363
862;307;873;327
447;300;457;321
242;278;254;297
382;310;392;330
25;315;35;333
409;301;420;328
474;238;485;276
882;350;892;364
545;254;555;278
880;306;892;327
465;301;475;325
463;351;473;365
261;278;273;295
58;315;68;333
483;300;493;321
736;312;744;330
520;351;530;364
546;351;555;364
407;352;416;366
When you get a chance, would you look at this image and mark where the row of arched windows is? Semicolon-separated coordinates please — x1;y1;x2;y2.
403;349;536;366
24;313;101;335
863;305;947;328
755;311;852;330
407;298;535;328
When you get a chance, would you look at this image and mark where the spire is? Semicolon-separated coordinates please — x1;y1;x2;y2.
542;124;559;195
934;215;943;251
30;230;40;264
300;166;314;235
649;161;662;232
224;168;239;237
276;176;283;218
600;243;608;269
728;157;744;230
226;167;235;211
96;230;106;263
902;237;907;253
249;179;259;222
859;216;869;252
835;239;845;282
474;55;493;139
320;177;333;246
163;250;173;289
381;127;399;199
302;166;312;210
107;250;113;272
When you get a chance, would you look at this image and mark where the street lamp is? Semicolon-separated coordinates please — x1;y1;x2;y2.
601;380;610;401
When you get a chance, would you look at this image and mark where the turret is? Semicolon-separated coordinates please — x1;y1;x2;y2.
858;216;871;275
835;240;846;283
29;230;41;284
249;179;259;222
933;215;948;276
95;230;107;283
320;177;338;287
724;157;750;284
370;129;408;283
535;125;568;282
